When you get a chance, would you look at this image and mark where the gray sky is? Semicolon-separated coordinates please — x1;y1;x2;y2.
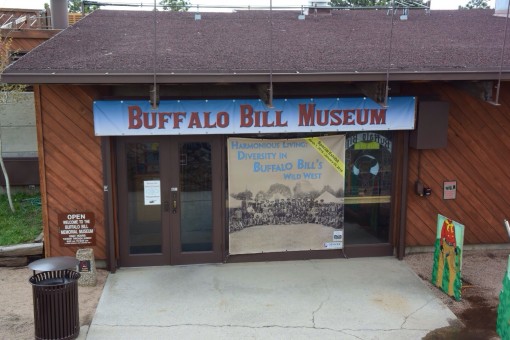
0;0;496;11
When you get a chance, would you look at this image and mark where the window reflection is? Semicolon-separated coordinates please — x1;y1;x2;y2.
126;143;162;254
179;142;213;252
344;132;393;244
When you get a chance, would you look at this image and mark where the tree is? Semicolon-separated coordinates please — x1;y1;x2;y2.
329;0;428;7
267;183;292;199
0;36;26;213
232;190;253;201
255;190;267;201
159;0;191;11
68;0;99;13
0;38;26;104
459;0;490;9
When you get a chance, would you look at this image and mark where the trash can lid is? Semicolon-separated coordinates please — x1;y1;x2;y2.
28;256;79;272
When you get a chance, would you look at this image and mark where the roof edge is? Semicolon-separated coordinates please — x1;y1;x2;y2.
3;70;510;84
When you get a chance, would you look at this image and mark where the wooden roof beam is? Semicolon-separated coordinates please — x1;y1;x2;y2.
452;80;495;102
356;82;386;106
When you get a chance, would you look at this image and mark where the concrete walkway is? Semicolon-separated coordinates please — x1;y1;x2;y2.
85;258;456;339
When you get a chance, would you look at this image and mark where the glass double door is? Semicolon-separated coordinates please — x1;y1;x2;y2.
117;136;223;266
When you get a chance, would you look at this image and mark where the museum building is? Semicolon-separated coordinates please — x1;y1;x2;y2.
3;5;510;270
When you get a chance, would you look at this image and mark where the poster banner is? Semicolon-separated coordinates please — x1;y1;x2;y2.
93;97;416;136
228;135;345;254
431;214;465;301
497;255;510;339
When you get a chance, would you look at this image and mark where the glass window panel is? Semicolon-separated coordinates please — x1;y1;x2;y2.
344;132;393;244
126;142;162;254
179;142;213;252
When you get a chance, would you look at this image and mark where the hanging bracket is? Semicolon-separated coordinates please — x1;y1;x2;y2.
256;84;273;108
150;84;160;109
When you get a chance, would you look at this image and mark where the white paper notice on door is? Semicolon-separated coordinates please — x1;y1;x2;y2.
144;180;161;205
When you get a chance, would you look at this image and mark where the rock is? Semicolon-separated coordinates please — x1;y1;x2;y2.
76;248;97;287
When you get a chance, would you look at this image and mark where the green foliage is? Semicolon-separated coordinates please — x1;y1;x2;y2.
329;0;428;7
0;192;42;246
68;0;99;13
459;0;490;9
431;238;440;283
497;268;510;339
159;0;191;11
0;37;27;103
453;247;462;300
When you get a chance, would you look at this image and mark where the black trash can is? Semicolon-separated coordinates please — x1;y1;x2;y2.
29;257;81;340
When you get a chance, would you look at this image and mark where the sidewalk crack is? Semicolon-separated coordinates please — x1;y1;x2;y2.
400;297;435;329
310;261;331;328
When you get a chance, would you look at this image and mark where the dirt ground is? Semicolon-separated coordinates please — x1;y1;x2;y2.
405;249;508;339
0;249;507;339
0;267;107;340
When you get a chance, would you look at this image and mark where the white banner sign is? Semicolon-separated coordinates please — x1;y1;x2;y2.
94;97;416;136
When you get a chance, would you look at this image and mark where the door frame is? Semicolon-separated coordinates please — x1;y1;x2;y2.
115;135;225;267
169;135;225;265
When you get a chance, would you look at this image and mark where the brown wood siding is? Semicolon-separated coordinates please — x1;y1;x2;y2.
36;85;106;259
403;82;510;246
10;38;47;52
1;29;59;52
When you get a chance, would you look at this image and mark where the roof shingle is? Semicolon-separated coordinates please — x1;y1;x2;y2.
4;8;510;83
